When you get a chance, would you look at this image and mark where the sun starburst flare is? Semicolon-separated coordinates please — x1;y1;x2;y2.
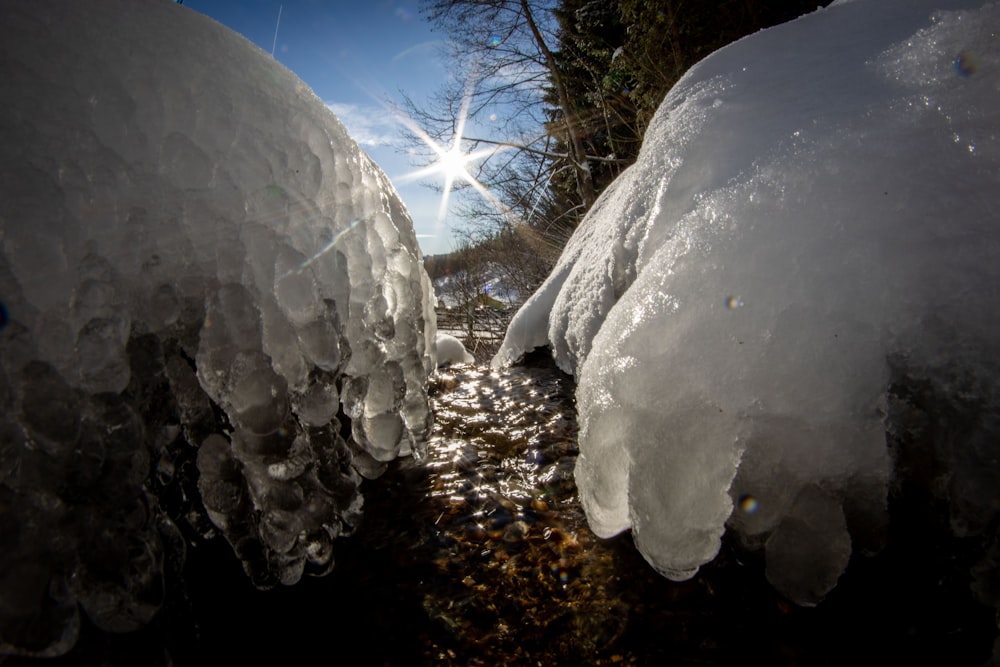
395;88;507;223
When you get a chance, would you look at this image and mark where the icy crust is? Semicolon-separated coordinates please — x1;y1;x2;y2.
0;0;434;654
494;0;1000;606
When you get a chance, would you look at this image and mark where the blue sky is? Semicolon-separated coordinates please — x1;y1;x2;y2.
182;0;460;256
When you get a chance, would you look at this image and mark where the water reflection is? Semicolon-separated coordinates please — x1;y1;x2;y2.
359;357;776;665
385;359;639;664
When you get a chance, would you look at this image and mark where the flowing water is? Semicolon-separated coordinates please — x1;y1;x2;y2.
8;356;996;666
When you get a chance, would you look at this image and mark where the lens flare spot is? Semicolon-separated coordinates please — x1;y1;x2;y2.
156;452;175;484
738;494;759;514
551;564;570;584
489;35;501;47
725;295;744;309
954;51;977;76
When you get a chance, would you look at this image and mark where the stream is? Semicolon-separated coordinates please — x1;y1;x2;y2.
7;355;995;666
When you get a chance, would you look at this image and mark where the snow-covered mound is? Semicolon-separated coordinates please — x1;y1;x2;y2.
0;0;435;654
435;333;475;367
494;0;1000;606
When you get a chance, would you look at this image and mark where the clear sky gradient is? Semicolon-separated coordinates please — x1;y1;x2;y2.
182;0;460;256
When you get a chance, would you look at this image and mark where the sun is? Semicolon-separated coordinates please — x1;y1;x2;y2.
436;143;474;183
405;136;497;221
395;89;505;223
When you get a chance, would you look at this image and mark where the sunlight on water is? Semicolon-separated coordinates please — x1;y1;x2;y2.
424;366;579;519
364;361;662;663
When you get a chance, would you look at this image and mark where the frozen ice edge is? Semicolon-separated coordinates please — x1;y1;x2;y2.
0;0;436;654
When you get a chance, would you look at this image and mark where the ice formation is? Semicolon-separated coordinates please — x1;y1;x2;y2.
435;333;475;367
495;0;1000;606
0;0;435;655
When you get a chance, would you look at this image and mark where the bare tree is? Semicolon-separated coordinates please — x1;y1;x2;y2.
398;0;610;250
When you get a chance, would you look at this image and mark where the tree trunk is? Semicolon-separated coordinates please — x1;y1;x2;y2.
519;0;597;209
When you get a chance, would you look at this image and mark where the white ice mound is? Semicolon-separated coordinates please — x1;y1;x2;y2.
0;0;435;652
435;333;475;367
494;0;1000;605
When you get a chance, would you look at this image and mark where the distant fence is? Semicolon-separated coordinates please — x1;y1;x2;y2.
435;306;516;363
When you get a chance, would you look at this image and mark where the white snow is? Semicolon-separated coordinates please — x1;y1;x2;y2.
494;0;1000;605
0;0;436;651
435;332;476;367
